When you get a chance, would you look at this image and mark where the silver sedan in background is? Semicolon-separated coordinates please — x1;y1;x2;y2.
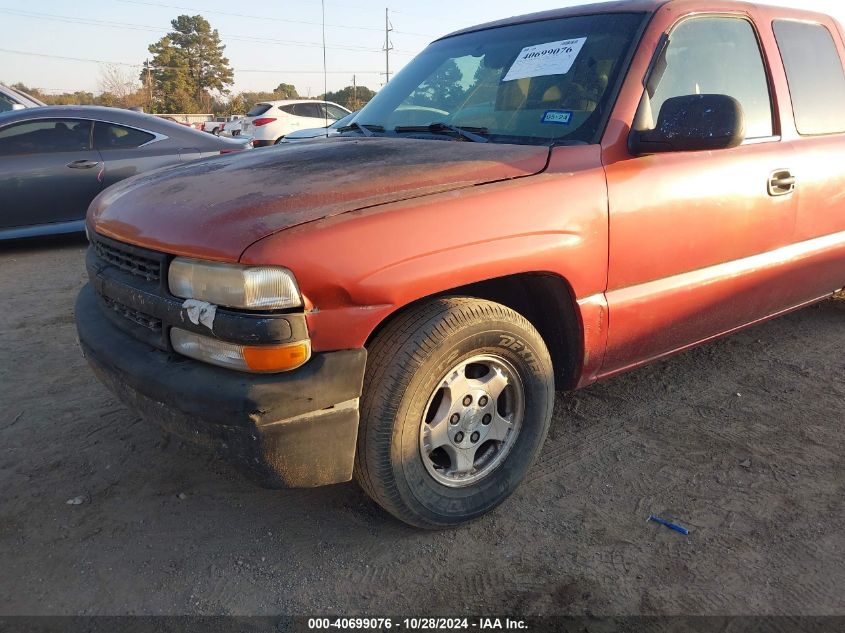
0;83;46;112
0;106;250;240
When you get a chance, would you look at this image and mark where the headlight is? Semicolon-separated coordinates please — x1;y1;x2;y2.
168;258;301;310
171;328;311;373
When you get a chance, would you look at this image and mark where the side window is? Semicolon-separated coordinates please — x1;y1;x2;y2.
294;103;323;118
280;104;297;115
0;119;92;155
773;20;845;135
325;104;348;120
93;122;155;150
648;17;774;139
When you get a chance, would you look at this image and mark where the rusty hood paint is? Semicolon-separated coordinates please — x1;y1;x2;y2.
90;136;551;261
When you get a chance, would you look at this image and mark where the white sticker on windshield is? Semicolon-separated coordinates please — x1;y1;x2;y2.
503;37;587;82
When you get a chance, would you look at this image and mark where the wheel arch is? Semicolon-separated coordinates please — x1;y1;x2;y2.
364;271;584;391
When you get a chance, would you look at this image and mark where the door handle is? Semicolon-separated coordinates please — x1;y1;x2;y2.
66;159;101;169
768;169;796;196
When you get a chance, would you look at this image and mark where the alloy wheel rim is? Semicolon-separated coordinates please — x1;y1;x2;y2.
419;354;525;488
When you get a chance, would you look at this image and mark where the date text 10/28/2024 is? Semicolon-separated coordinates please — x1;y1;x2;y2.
307;618;529;630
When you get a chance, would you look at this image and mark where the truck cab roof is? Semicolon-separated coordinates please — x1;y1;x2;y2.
440;0;838;41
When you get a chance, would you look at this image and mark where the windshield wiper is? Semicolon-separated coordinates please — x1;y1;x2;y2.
338;122;384;137
394;122;489;143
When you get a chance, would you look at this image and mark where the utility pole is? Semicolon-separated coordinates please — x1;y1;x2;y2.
383;8;393;85
352;74;357;109
145;59;154;113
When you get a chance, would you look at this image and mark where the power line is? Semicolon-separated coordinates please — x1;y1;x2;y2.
296;0;455;25
112;0;436;37
0;47;386;74
0;8;419;55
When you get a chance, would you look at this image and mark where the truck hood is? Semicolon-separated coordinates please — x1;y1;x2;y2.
90;136;550;261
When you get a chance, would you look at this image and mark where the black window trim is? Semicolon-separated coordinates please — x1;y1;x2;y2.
772;18;845;138
635;11;782;147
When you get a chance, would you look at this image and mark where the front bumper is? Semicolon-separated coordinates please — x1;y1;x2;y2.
76;284;367;488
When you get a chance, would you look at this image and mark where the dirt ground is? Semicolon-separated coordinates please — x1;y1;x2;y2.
1;235;843;617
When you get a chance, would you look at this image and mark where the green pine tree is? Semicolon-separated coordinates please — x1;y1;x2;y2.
143;15;234;113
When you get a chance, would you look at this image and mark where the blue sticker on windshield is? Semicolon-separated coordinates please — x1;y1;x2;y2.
542;110;572;125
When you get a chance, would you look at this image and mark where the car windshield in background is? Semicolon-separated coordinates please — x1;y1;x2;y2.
0;93;16;113
354;12;645;146
331;112;357;129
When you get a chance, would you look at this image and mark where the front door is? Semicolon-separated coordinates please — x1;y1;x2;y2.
0;118;103;229
601;14;798;375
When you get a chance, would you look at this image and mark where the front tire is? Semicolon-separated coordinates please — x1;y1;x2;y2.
355;297;555;528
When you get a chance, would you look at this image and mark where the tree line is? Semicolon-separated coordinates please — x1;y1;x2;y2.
7;14;378;115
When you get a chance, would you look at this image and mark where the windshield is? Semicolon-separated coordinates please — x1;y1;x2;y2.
355;12;645;145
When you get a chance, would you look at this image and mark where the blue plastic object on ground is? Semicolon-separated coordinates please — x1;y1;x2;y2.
648;515;690;535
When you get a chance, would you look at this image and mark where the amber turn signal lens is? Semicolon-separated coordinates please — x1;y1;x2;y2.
170;328;311;373
243;341;311;372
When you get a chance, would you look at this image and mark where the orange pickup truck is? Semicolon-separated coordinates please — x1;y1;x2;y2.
76;0;845;528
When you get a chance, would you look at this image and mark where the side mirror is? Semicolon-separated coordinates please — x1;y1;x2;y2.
12;103;26;111
630;94;745;155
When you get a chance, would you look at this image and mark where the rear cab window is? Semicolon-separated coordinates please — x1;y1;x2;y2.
773;20;845;135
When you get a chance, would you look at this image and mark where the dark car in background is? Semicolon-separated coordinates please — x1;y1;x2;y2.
0;106;249;240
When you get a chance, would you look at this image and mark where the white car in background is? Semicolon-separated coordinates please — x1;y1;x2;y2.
221;115;244;137
0;84;46;112
203;115;243;135
241;100;351;146
279;111;357;143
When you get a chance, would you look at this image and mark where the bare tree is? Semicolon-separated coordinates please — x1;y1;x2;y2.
99;64;141;104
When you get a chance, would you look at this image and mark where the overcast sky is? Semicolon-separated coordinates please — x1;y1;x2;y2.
1;0;844;98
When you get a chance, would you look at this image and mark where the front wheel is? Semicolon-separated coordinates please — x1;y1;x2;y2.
355;297;555;528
